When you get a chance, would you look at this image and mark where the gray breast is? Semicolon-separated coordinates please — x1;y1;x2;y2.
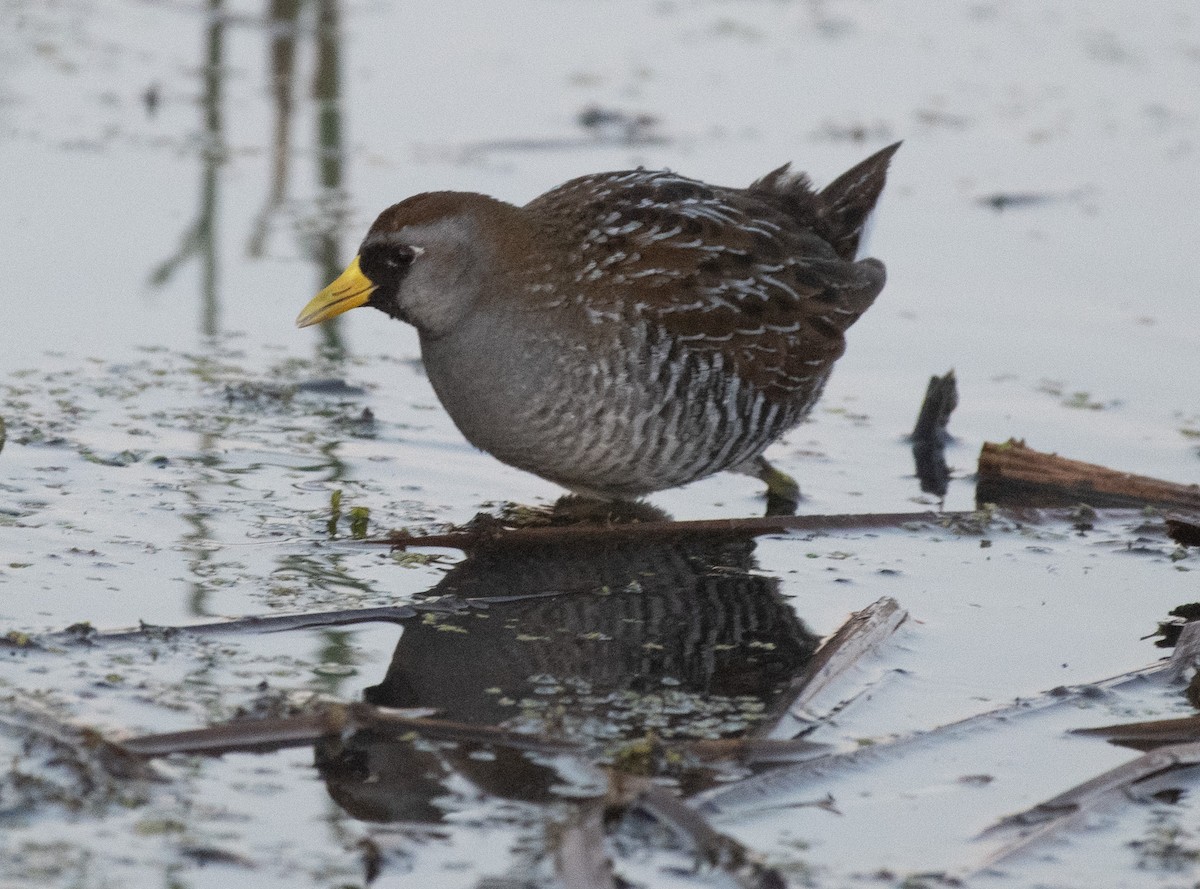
419;305;805;497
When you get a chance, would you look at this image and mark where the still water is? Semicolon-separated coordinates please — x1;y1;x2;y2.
1;0;1198;885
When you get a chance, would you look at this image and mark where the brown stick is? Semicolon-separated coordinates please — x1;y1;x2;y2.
121;702;583;758
677;736;829;763
34;605;427;648
976;439;1200;510
120;697;826;767
364;511;969;551
1166;517;1200;547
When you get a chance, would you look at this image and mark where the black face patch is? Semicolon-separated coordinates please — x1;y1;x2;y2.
359;237;418;295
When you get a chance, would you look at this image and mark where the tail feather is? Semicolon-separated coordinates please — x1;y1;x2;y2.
747;142;900;261
816;141;901;260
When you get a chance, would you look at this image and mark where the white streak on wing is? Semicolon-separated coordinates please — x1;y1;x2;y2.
584;305;622;324
625;267;681;280
644;225;683;242
675;199;739;225
758;274;803;303
605;220;643;236
655;299;709;313
599;251;628;268
738;222;781;238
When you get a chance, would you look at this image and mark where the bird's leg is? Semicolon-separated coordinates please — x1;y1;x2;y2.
749;455;800;516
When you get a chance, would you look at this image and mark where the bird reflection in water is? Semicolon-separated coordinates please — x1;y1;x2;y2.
316;500;821;822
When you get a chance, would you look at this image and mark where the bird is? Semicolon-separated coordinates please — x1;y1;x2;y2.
296;142;899;507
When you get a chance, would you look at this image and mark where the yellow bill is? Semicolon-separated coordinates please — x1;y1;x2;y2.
296;255;377;328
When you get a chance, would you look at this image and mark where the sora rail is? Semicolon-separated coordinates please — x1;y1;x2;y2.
297;143;899;505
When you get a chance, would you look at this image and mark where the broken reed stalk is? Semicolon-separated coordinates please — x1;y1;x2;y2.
1071;713;1200;751
910;369;958;498
1166;620;1200;683
970;740;1200;875
698;657;1173;817
0;693;161;782
606;779;787;889
552;798;620;889
1166;517;1200;547
753;596;908;738
976;439;1200;510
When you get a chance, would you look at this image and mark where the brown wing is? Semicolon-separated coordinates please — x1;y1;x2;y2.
524;166;887;398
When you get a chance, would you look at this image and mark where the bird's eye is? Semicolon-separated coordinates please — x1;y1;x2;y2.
384;248;414;269
360;242;418;288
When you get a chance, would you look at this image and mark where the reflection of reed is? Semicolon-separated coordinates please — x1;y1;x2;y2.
311;0;347;357
147;0;225;337
159;0;349;354
147;0;352;618
246;0;348;355
245;0;300;260
146;0;227;616
179;438;219;617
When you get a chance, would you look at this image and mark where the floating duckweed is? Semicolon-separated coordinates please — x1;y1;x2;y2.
327;489;342;536
348;506;369;539
393;552;437;567
312;663;356;677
